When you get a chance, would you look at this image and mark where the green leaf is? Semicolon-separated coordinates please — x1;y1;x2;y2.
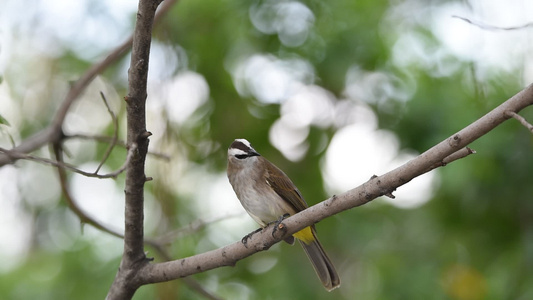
0;114;10;126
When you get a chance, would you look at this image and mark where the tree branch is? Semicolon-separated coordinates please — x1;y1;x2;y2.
0;145;136;179
135;83;533;285
106;0;163;298
506;111;533;133
94;92;120;174
426;146;476;173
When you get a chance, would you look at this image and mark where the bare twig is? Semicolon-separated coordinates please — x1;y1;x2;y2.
453;15;533;31
371;146;477;199
426;147;476;172
506;111;533;133
442;147;476;164
0;144;136;179
95;92;120;174
52;144;125;239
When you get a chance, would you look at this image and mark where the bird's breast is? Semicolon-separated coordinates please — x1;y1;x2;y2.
229;166;291;226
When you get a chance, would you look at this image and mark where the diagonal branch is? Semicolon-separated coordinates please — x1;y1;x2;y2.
136;83;533;284
95;92;120;174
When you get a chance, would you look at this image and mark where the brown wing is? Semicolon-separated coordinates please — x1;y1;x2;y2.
262;158;309;213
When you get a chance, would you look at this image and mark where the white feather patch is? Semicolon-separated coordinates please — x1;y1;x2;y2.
228;147;248;157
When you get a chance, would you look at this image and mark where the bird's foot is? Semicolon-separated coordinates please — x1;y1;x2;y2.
270;213;290;239
241;227;263;246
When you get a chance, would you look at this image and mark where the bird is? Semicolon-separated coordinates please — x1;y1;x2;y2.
227;138;340;291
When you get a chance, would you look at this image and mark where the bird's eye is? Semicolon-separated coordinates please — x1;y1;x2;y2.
235;154;248;159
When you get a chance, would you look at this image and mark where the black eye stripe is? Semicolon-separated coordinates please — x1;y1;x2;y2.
235;154;248;159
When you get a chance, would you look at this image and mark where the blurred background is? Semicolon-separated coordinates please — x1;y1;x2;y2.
1;0;533;299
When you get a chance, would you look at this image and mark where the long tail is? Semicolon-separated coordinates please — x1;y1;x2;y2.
298;227;341;291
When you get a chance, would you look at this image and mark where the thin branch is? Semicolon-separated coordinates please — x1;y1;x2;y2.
426;146;476;172
52;144;124;239
136;83;533;285
506;111;533;133
50;143;180;254
453;15;533;31
0;144;136;179
95;92;120;174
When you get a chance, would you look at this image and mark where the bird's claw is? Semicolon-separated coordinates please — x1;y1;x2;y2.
241;227;263;246
271;213;290;238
